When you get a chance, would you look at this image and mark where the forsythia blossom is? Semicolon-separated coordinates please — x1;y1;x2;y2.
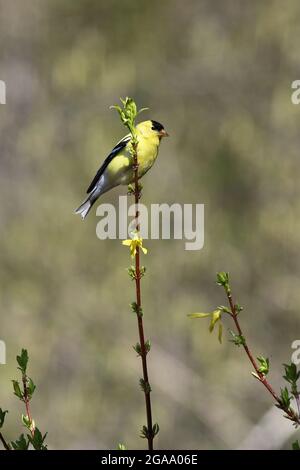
122;233;148;258
188;308;223;343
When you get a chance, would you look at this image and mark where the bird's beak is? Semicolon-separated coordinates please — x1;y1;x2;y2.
159;129;169;138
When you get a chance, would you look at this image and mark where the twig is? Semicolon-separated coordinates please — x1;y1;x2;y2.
226;289;300;426
0;431;10;450
295;395;300;418
113;98;157;448
22;374;34;437
132;139;154;451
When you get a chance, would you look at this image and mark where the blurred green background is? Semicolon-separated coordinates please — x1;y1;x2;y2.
1;0;300;449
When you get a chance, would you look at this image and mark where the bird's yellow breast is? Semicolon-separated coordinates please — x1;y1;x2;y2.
136;135;159;177
105;132;160;185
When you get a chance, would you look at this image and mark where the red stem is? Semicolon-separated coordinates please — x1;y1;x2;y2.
132;141;154;451
227;290;300;424
0;432;10;450
22;374;35;437
295;394;300;418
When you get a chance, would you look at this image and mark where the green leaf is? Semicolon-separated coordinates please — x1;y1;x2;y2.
133;343;141;356
257;356;270;375
21;414;34;431
128;181;143;195
229;330;246;347
279;387;291;409
292;440;300;450
11;434;29;450
140;266;146;278
111;97;149;149
12;380;23;400
152;423;160;436
134;340;151;356
140;425;148;439
283;363;300;384
216;272;229;286
111;97;144;139
0;409;8;428
117;443;126;450
235;303;243;314
17;349;29;375
27;377;36;399
127;266;136;280
216;272;231;294
130;302;143;317
110;105;127;127
137;107;149;116
127;265;146;281
145;339;151;354
188;313;211;319
140;422;159;439
27;427;47;450
127;183;135;194
139;378;151;394
283;363;300;396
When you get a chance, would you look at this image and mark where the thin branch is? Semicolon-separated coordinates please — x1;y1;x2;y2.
132;139;154;451
22;374;35;437
295;394;300;418
0;431;10;450
226;290;300;426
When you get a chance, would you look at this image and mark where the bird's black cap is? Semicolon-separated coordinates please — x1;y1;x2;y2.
151;120;164;131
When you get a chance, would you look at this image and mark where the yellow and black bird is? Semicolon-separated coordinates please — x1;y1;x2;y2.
75;120;168;219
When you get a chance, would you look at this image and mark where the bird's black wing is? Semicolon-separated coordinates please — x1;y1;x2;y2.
86;135;131;194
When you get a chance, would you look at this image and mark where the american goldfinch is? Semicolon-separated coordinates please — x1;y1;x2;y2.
75;120;168;219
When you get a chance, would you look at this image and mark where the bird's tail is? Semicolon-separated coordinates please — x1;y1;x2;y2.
74;195;94;220
75;177;108;220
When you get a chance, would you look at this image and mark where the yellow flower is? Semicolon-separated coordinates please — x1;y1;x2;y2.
122;233;148;258
188;308;223;344
209;309;222;332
